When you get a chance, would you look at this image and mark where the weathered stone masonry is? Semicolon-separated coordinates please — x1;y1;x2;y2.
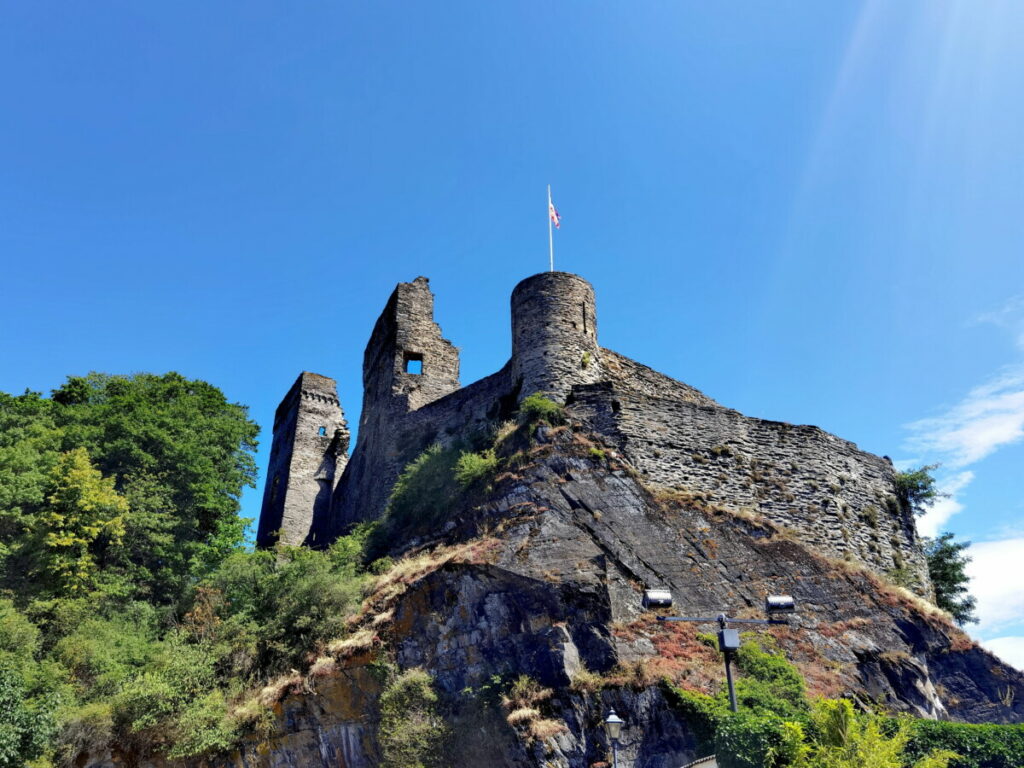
256;372;349;548
257;271;930;592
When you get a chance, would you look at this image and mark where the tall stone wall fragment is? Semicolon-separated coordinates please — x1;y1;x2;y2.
256;372;349;548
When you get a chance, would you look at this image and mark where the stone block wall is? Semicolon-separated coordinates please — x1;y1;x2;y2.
569;380;930;594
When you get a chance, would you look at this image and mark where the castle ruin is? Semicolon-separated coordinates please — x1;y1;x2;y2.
257;272;930;591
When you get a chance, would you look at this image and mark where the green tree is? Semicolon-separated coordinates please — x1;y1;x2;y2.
895;465;942;517
34;448;128;595
803;699;957;768
923;533;978;625
0;392;61;576
0;373;259;605
51;373;259;601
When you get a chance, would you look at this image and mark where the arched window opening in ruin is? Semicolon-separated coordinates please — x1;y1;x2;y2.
318;426;327;436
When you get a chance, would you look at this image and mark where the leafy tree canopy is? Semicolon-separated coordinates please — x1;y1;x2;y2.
895;464;943;517
0;372;259;606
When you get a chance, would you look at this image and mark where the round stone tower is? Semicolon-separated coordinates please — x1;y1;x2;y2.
510;271;603;403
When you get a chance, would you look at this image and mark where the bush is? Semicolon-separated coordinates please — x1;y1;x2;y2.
454;449;498;489
165;689;238;759
715;712;807;768
904;720;1024;768
519;394;565;426
733;637;808;718
199;532;369;677
378;667;450;768
662;686;726;756
0;663;58;768
383;444;462;537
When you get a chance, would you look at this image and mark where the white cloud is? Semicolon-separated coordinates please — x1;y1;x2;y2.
906;367;1024;467
975;294;1024;353
966;537;1024;634
916;470;973;538
981;636;1024;671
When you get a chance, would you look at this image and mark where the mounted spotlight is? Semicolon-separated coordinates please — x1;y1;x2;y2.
642;588;673;610
765;595;796;616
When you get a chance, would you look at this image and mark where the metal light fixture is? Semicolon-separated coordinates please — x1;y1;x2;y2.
766;595;796;615
651;594;799;712
604;709;624;768
643;588;673;609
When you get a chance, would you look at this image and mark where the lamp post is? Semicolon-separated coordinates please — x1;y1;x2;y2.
644;591;797;713
604;709;624;768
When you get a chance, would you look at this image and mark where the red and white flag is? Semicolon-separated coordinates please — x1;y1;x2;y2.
548;198;561;229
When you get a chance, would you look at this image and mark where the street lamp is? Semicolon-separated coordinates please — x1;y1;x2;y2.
604;709;624;768
647;593;797;712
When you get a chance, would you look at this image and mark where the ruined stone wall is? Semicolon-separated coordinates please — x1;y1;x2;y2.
600;348;718;408
330;365;516;531
330;277;462;531
569;381;930;594
362;275;460;416
257;372;349;548
261;271;930;597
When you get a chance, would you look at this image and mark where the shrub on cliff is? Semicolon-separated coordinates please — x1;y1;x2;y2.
518;393;565;426
379;667;450;768
895;465;941;517
733;637;808;719
374;441;501;554
382;444;462;535
668;640;963;768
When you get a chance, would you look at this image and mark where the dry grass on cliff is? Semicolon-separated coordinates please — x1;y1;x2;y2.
359;536;501;618
255;670;307;707
500;675;566;744
327;627;378;657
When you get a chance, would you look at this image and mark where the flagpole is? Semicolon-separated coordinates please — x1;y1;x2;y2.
548;184;554;272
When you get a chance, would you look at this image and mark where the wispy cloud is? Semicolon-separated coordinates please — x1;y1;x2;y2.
902;297;1024;534
906;366;1024;468
916;470;973;538
982;635;1024;671
967;537;1024;635
975;294;1024;352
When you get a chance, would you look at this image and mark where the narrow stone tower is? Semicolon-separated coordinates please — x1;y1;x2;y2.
510;271;603;403
256;372;349;548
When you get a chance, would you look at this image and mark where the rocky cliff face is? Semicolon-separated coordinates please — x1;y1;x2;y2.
99;423;1023;768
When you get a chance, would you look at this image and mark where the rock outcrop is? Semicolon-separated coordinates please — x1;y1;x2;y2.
100;424;1023;768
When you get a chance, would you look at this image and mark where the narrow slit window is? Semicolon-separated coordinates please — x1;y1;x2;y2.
404;352;424;375
582;303;588;334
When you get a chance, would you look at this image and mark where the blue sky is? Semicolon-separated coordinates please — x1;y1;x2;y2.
2;2;1022;665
